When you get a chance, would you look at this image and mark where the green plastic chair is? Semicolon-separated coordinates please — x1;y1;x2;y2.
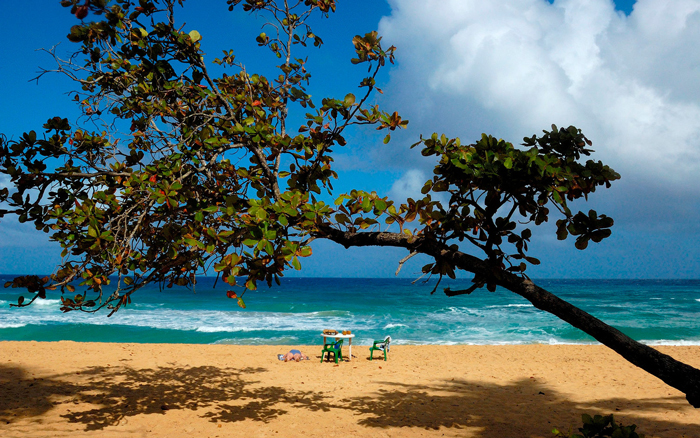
320;338;344;363
369;335;391;361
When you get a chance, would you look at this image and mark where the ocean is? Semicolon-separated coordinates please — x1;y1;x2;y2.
1;277;699;346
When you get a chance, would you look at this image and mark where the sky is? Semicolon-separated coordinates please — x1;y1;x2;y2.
1;0;699;279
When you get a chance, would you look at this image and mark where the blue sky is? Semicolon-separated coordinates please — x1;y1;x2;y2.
2;0;700;279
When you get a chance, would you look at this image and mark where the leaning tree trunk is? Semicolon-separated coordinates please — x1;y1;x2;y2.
500;274;700;407
320;227;700;407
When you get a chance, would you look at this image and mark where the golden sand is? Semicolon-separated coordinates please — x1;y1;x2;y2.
2;342;700;437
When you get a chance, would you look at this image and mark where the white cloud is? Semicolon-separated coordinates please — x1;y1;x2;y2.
379;0;700;185
388;169;427;203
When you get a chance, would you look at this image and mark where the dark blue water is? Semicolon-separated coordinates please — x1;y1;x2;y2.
1;277;699;346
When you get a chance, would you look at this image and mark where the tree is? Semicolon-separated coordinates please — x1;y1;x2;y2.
3;0;700;407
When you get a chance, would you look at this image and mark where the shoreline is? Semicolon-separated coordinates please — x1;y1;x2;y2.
2;342;700;437
5;337;700;346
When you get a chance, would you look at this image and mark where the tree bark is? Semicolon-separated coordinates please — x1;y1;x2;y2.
318;226;700;407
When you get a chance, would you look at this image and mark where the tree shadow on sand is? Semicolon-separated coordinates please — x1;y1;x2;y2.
2;362;699;436
0;363;332;431
0;364;60;423
339;377;700;437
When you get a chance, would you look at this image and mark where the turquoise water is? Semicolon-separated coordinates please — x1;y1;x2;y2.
1;277;699;346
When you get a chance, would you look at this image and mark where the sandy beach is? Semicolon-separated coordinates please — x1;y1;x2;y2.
2;342;700;437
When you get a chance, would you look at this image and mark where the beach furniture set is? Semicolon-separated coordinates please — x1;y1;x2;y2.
320;330;391;363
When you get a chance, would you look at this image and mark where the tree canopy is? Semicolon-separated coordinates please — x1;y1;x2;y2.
2;0;700;407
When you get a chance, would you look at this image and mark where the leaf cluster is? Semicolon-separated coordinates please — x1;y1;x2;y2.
414;126;619;283
1;0;405;314
324;125;619;293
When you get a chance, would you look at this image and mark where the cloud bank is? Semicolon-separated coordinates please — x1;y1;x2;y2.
378;0;700;185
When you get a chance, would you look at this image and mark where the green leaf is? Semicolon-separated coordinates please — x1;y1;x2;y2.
552;190;562;204
590;229;612;242
189;30;201;42
343;93;356;106
184;238;203;249
525;256;540;265
575;237;589;250
556;220;568;240
194;211;204;222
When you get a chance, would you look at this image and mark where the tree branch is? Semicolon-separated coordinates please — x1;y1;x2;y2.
316;225;700;407
395;251;417;276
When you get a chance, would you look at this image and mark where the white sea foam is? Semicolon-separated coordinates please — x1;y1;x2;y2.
3;278;699;347
383;323;408;329
133;303;166;309
642;339;700;346
73;308;352;334
391;339;461;346
485;304;534;308
436;306;484;317
0;303;563;347
196;325;239;333
195;325;268;333
213;336;300;345
0;298;61;307
0;322;27;329
396;338;599;346
33;299;62;306
308;310;353;317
